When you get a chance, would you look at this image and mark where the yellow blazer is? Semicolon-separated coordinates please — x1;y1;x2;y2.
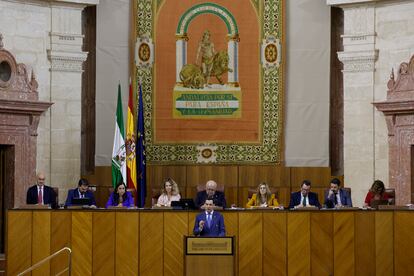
246;193;279;208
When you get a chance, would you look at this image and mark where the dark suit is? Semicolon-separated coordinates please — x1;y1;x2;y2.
65;188;96;206
26;185;57;208
324;189;352;208
193;211;226;237
288;191;321;209
195;191;226;208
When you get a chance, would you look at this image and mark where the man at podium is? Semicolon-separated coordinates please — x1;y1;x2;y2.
193;199;226;237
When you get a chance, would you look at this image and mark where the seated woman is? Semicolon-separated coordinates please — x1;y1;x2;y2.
246;182;279;208
106;182;134;208
156;178;181;207
364;180;390;207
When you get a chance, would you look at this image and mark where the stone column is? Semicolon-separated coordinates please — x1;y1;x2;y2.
227;35;239;86
330;2;379;206
175;34;188;83
47;2;89;202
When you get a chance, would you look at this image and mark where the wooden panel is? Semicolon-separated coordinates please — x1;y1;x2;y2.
355;212;375;276
375;211;394;276
94;185;112;208
187;212;197;236
239;212;262;276
147;165;187;196
394;211;414;276
278;187;290;208
237;165;290;187
287;212;311;276
310;188;326;207
32;211;51;276
186;165;238;187
93;212;115;276
224;187;238;207
333;212;354;276
7;211;32;276
140;212;163;276
50;211;71;276
263;212;286;276
164;212;188;276
116;212;139;276
310;212;333;276
72;211;93;276
223;212;239;276
186;255;234;276
239;187;251;208
290;167;332;188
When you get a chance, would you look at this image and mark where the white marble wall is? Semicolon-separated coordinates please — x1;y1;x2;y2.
0;0;97;203
328;0;414;205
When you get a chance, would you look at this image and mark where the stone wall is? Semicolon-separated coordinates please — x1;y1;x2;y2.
0;0;97;205
328;0;414;205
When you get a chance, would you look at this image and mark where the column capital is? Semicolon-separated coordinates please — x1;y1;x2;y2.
337;49;378;72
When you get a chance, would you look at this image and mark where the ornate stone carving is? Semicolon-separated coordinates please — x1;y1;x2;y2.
374;54;414;204
0;34;52;207
47;32;88;72
337;49;378;72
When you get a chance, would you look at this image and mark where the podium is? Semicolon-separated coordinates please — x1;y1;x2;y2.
184;236;234;276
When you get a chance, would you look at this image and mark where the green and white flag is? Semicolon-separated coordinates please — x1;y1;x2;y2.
112;84;127;188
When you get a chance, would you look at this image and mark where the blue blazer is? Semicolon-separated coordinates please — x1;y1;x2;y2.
65;188;96;206
26;185;57;208
193;211;226;237
195;191;226;208
324;189;352;208
288;191;321;209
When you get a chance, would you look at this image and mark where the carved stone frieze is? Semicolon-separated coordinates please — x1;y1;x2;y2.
337;49;378;72
48;32;88;72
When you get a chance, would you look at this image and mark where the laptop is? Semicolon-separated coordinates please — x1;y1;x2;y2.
171;199;196;210
71;197;91;206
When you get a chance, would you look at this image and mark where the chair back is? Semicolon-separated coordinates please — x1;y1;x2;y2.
52;187;59;206
385;188;395;205
196;183;224;192
152;188;162;206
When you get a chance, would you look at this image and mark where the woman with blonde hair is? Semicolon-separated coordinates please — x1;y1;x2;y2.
157;178;181;207
246;182;279;208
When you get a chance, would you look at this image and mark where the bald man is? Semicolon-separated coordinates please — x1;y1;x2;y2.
26;172;57;208
195;180;226;209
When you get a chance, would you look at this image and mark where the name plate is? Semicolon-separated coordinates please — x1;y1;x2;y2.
186;237;233;255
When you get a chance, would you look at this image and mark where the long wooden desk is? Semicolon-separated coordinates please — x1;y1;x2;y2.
6;209;414;276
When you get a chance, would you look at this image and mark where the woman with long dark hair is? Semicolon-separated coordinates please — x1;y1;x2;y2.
105;182;134;208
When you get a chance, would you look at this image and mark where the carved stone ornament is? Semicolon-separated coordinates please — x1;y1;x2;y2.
373;55;414;204
0;34;52;207
337;49;378;73
47;32;88;72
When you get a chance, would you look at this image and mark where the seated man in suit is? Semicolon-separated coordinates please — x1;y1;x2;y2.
324;178;352;208
65;178;96;207
26;172;57;208
195;180;226;209
288;180;321;209
193;199;226;237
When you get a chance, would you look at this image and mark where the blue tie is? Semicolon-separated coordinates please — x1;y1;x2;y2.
207;213;212;228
